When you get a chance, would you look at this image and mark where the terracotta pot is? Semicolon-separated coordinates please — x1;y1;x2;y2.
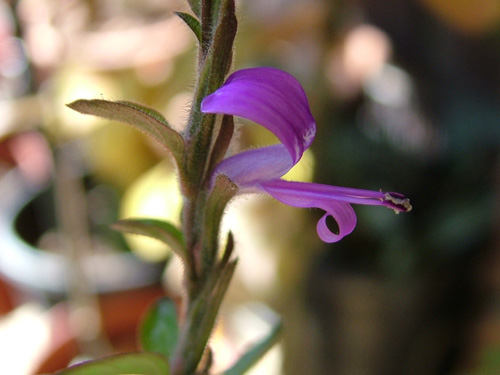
0;273;16;315
33;285;166;374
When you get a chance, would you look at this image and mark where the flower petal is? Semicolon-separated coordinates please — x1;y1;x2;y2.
260;179;357;242
260;179;411;242
262;179;411;211
201;67;316;164
316;204;357;243
212;144;292;190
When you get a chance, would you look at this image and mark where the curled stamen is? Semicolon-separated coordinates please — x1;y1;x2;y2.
384;192;412;213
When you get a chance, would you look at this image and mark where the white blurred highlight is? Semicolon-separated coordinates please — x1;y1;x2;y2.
327;24;391;99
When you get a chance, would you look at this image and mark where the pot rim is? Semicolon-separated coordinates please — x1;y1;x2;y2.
0;169;164;297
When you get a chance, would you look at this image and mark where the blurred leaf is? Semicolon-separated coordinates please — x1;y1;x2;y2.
53;352;169;375
175;12;201;42
222;320;282;375
111;219;185;260
140;298;179;359
67;100;185;170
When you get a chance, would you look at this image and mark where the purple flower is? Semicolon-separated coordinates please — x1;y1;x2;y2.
201;67;411;243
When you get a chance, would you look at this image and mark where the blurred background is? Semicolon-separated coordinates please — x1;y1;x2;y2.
0;0;499;374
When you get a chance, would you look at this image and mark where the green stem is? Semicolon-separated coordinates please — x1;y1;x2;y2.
171;259;238;375
182;0;237;197
201;0;213;56
172;1;238;373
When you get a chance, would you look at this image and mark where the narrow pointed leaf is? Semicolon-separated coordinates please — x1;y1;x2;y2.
53;352;169;375
140;298;179;359
174;11;201;42
111;219;185;260
67;100;185;169
201;0;213;55
202;174;238;272
211;0;225;23
220;231;234;267
207;114;234;176
223;321;282;375
207;0;237;78
186;0;201;17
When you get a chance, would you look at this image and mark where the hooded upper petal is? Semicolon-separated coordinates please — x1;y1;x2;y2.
201;67;316;164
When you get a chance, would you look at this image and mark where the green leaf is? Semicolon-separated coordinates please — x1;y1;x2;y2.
186;0;201;17
211;0;224;25
201;0;214;56
207;115;234;177
111;219;185;261
53;352;169;375
220;231;234;267
202;174;238;273
174;11;201;42
140;298;179;359
207;0;237;77
67;100;185;170
223;320;282;375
